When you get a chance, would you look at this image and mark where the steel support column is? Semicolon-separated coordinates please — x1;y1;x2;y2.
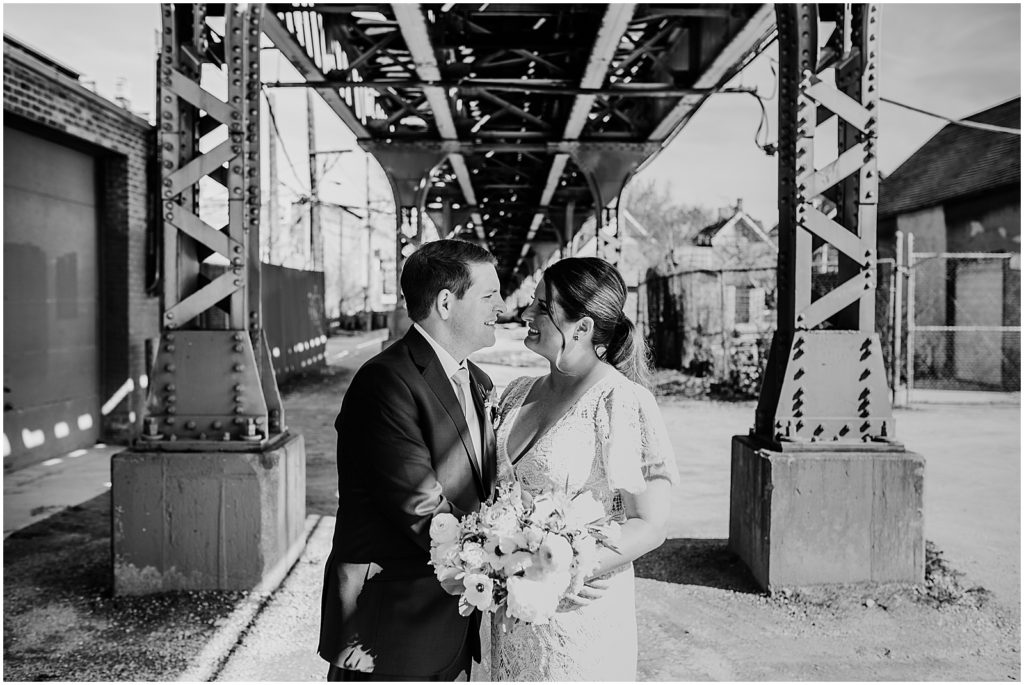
568;141;658;269
145;3;283;444
728;4;923;591
114;4;305;595
370;146;450;341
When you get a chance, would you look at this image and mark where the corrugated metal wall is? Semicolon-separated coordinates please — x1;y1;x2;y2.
262;263;327;380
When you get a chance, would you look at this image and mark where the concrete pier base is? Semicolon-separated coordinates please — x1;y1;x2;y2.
728;435;925;590
111;433;306;595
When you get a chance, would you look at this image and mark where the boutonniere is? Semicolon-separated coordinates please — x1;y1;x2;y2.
483;386;499;427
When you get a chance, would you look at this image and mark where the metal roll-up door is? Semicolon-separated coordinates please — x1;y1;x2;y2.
3;125;100;470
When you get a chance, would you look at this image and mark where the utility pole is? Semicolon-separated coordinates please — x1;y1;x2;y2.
267;91;278;264
306;90;322;271
364;152;372;330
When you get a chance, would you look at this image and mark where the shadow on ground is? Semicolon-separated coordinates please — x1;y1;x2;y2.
3;493;244;681
635;537;763;594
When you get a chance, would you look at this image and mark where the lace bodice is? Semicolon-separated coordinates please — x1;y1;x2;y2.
486;370;678;682
495;372;678;515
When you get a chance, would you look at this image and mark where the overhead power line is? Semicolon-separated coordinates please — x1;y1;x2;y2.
881;97;1020;135
262;86;310;194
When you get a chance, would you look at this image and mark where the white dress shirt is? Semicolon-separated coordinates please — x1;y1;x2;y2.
412;323;483;468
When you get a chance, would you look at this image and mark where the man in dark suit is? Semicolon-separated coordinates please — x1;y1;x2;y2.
318;239;504;681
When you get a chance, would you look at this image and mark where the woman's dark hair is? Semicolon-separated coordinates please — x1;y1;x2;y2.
401;239;497;322
542;257;651;388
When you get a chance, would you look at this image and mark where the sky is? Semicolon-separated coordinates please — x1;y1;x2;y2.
3;2;1020;230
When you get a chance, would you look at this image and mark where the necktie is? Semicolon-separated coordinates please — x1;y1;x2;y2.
452;367;471;414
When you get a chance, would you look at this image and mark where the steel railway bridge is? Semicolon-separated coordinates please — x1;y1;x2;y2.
113;3;923;594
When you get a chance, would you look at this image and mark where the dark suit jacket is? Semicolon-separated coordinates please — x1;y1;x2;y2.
318;327;497;678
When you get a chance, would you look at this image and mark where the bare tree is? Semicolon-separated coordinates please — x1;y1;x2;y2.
622;179;715;272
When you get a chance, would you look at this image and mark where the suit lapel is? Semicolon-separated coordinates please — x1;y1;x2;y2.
406;329;485;498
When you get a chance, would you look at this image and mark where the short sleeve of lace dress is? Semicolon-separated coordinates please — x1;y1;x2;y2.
596;379;679;494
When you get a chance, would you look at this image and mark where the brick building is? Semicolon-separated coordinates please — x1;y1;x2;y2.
3;35;159;470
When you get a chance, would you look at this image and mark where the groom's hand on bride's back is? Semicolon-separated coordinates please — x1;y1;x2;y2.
559;577;612;610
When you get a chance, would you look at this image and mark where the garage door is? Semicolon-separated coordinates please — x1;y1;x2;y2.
3;125;100;471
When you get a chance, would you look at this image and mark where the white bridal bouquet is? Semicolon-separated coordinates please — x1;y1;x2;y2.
428;480;621;625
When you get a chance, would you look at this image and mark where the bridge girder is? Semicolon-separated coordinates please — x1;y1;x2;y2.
262;2;777;290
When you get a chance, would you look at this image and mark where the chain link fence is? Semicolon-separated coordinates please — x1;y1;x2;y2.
907;250;1020;393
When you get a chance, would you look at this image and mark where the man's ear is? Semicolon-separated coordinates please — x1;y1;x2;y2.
436;289;453;320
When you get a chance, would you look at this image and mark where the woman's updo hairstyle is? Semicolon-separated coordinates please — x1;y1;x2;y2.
542;257;651;388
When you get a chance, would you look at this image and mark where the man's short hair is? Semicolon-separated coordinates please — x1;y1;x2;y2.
400;239;497;322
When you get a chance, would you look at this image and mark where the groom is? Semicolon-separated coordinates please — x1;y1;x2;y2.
318;239;503;681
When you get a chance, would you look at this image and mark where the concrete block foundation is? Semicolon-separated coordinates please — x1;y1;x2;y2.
729;435;925;590
112;433;306;595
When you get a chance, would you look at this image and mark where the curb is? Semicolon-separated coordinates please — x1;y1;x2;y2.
177;514;325;682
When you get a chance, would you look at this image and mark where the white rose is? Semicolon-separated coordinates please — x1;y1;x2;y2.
505;550;534;575
459;541;487;569
498;534;524;555
430;513;460;544
523;525;546;551
535;533;573;574
481;504;518;536
505;575;561;624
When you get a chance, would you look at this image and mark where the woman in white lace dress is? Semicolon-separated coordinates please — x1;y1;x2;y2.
490;257;678;681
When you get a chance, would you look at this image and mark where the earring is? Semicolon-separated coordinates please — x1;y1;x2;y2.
572;334;579;341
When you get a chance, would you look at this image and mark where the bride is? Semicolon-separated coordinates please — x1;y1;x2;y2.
489;257;678;681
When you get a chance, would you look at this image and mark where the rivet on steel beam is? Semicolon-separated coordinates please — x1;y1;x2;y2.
794;368;805;380
234;245;243;254
166;417;176;425
234;417;246;425
212;420;223;430
164;344;175;352
166;393;176;403
234;344;244;353
186;420;196;430
234;364;244;372
234;407;245;415
167;406;177;415
234;384;243;392
165;312;174;320
234;395;243;403
223;432;232;441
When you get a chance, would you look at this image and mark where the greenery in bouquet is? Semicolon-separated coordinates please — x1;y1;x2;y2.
428;480;621;625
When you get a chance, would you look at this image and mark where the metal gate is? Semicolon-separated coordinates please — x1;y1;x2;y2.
905;234;1021;398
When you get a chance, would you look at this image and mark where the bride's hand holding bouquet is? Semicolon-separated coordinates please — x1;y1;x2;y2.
428;480;620;626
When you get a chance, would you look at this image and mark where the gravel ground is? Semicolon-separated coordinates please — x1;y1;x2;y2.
2;496;247;681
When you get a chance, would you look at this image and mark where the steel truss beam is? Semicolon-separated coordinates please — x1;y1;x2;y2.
144;4;284;446
754;4;891;446
392;4;486;244
517;4;635;274
650;4;776;142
